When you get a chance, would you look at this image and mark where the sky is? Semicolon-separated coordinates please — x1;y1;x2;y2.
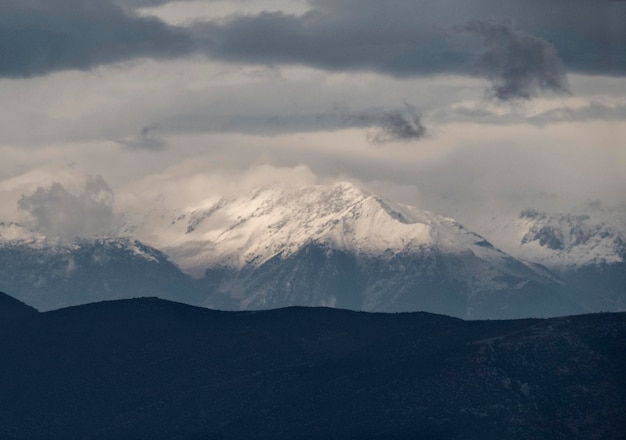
0;0;625;244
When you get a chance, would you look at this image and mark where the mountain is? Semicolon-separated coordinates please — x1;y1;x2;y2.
0;290;37;323
0;222;202;311
4;182;617;319
127;182;579;319
479;206;626;312
1;294;624;439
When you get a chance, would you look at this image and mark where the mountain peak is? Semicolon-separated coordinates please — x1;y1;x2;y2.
479;207;626;270
141;182;424;274
128;181;505;278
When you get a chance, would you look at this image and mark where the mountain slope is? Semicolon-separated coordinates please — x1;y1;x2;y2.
1;295;624;439
129;182;579;319
0;222;202;311
0;290;37;322
478;207;626;312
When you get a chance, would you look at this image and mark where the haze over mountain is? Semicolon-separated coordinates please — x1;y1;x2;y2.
1;292;624;440
3;182;621;318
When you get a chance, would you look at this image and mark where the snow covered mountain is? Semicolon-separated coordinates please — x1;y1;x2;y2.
481;207;626;269
6;182;619;318
478;206;626;312
0;222;201;311
123;182;579;319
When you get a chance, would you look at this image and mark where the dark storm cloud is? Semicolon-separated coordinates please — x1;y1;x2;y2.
196;0;625;78
17;176;115;240
460;20;570;101
0;0;192;78
116;0;181;7
192;10;467;76
1;0;624;80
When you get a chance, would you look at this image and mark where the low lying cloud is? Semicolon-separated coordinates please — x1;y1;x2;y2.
17;176;115;240
461;20;570;101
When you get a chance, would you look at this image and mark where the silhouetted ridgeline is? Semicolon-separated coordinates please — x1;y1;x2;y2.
1;291;624;439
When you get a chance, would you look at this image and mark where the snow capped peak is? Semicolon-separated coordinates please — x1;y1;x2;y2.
479;206;626;270
0;221;161;263
129;181;501;276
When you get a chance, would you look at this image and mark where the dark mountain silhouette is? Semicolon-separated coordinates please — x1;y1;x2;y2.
1;291;625;439
0;291;37;323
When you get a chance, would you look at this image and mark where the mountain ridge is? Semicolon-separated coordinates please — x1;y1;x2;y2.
1;182;623;317
1;292;624;440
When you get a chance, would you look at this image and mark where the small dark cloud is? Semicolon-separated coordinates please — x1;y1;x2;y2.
460;20;570;101
122;123;167;151
365;110;427;144
332;104;427;144
18;176;115;240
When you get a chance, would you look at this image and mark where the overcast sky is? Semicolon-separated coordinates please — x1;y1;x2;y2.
1;0;625;243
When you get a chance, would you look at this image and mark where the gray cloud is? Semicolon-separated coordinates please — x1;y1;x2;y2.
195;0;625;79
17;176;115;240
350;109;427;144
367;110;427;144
461;20;570;101
122;123;168;151
0;0;192;78
193;10;467;76
430;100;626;127
116;0;182;7
1;0;623;81
316;103;428;143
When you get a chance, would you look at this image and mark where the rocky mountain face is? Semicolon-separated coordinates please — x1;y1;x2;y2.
0;222;202;311
1;293;624;440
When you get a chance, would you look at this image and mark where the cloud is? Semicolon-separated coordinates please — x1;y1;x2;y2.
526;101;626;125
116;0;182;7
315;103;428;144
0;0;192;78
460;20;570;101
352;109;427;144
121;123;168;151
2;0;624;80
194;0;625;79
17;176;115;240
192;9;467;77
